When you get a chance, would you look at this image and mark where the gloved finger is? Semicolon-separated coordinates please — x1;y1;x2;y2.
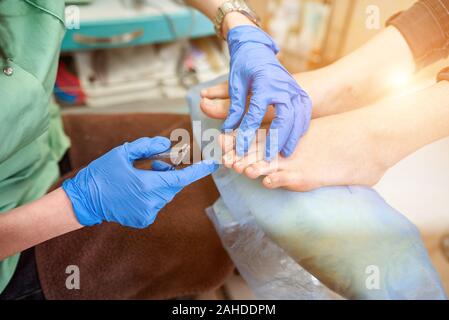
236;95;267;157
126;137;171;162
151;160;173;172
281;95;312;157
266;103;294;161
163;161;219;187
223;75;249;130
201;82;229;99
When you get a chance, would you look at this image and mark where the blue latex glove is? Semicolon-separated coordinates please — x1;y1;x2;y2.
62;137;218;228
226;26;312;160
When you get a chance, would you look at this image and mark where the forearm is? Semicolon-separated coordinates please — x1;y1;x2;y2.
0;188;82;260
184;0;223;20
184;0;255;38
363;81;449;168
293;26;415;118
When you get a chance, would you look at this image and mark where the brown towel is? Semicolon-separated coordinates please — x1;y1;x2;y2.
35;113;233;300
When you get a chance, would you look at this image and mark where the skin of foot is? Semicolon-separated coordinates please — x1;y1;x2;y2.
201;83;388;192
201;81;449;192
218;116;387;192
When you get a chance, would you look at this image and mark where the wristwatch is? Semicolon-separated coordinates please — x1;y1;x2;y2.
436;67;449;82
214;0;261;40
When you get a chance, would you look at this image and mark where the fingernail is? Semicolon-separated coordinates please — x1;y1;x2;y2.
201;89;207;96
264;177;272;185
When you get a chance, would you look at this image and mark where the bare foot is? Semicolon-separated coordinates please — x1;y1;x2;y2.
200;82;275;123
220;111;389;192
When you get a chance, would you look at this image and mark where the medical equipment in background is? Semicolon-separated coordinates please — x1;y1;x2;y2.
61;0;214;52
56;0;225;108
56;0;351;108
188;76;447;300
54;60;86;105
253;0;355;72
65;40;227;108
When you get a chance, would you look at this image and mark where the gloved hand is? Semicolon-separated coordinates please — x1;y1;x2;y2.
62;137;218;228
226;25;312;160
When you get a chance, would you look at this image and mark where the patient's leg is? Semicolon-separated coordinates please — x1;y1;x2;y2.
189;78;447;300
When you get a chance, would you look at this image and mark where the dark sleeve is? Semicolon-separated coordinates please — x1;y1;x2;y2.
387;0;449;69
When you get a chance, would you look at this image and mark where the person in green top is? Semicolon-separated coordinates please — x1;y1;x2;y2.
0;0;305;299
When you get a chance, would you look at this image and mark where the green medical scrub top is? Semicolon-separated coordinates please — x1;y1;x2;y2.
0;0;70;293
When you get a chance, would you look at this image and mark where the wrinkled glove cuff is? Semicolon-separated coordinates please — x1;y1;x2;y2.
62;179;102;227
227;25;280;56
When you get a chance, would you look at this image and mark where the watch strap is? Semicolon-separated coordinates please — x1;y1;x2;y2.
214;0;261;40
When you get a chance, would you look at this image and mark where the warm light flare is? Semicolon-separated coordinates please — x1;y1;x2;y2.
388;69;412;89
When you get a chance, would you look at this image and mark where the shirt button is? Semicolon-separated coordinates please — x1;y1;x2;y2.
3;66;14;76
